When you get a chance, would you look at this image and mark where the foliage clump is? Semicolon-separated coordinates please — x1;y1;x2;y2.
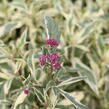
0;0;109;109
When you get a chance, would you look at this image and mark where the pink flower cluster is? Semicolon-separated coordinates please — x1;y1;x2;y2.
39;38;61;70
48;52;60;64
45;38;59;46
39;56;48;66
39;52;61;69
24;89;29;94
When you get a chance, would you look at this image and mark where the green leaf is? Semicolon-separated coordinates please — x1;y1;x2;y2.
0;72;12;80
46;80;56;92
105;81;109;102
10;1;28;11
0;40;5;47
0;82;5;99
75;60;99;95
13;0;24;3
57;76;87;87
44;16;61;41
0;99;13;106
13;91;28;109
77;21;99;44
98;13;109;20
0;22;17;37
56;105;70;109
4;78;13;95
17;28;28;49
0;62;15;74
87;54;100;78
10;78;23;90
75;45;89;52
34;89;44;103
42;46;49;55
27;50;36;79
96;36;106;56
57;88;89;109
64;67;78;74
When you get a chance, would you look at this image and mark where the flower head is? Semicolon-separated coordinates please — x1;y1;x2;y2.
24;89;29;94
53;62;61;69
39;55;48;66
48;52;60;64
45;38;59;46
39;52;61;69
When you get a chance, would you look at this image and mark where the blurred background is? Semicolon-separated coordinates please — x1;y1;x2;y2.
0;0;109;109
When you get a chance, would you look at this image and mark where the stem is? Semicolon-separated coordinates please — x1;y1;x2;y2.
50;64;53;80
47;64;53;97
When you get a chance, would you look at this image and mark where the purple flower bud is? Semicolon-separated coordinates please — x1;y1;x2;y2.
48;52;60;64
45;38;59;46
39;55;48;66
53;62;61;69
24;89;29;94
39;53;61;70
